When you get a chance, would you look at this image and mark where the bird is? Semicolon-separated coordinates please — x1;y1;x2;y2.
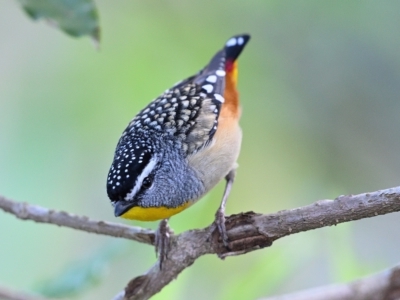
107;34;250;266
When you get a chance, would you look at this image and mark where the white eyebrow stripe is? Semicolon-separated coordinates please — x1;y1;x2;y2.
124;156;158;201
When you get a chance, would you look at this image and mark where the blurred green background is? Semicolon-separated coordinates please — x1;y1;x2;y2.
1;1;400;299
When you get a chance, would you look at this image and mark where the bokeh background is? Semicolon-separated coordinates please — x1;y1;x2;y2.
1;1;400;299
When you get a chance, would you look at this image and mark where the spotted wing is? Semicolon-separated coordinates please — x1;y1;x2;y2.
125;34;250;155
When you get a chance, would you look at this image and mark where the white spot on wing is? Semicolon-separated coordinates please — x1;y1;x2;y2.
202;84;213;93
206;75;217;83
226;38;237;47
214;93;224;103
237;37;244;45
216;70;226;77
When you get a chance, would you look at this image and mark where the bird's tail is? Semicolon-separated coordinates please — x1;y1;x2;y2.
195;34;251;95
223;34;251;86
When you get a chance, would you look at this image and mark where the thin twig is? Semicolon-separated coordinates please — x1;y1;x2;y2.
0;196;154;245
261;265;400;300
0;285;48;300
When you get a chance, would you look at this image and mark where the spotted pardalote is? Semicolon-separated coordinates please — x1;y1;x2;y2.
107;34;250;250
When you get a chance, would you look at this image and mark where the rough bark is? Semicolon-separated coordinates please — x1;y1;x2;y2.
1;187;400;299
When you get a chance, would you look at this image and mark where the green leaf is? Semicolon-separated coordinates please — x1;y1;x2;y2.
17;0;100;43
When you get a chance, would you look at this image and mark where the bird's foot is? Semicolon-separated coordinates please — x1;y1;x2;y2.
215;207;230;249
155;219;173;269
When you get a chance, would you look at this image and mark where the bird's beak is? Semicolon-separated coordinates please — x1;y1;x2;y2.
114;201;135;217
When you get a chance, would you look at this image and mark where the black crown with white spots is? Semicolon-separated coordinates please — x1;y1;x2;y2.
107;34;250;204
107;132;156;202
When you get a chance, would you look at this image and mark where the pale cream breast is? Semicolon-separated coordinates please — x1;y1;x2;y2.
187;115;242;195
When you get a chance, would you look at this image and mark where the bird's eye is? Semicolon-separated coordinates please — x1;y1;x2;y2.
142;176;153;190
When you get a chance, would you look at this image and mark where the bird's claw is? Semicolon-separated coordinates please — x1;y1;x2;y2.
155;219;173;269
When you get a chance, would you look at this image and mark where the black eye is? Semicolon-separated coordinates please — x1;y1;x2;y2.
142;176;153;190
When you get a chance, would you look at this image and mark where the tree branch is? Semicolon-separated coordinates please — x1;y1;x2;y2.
0;196;154;245
2;187;400;300
262;264;400;300
122;186;400;299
